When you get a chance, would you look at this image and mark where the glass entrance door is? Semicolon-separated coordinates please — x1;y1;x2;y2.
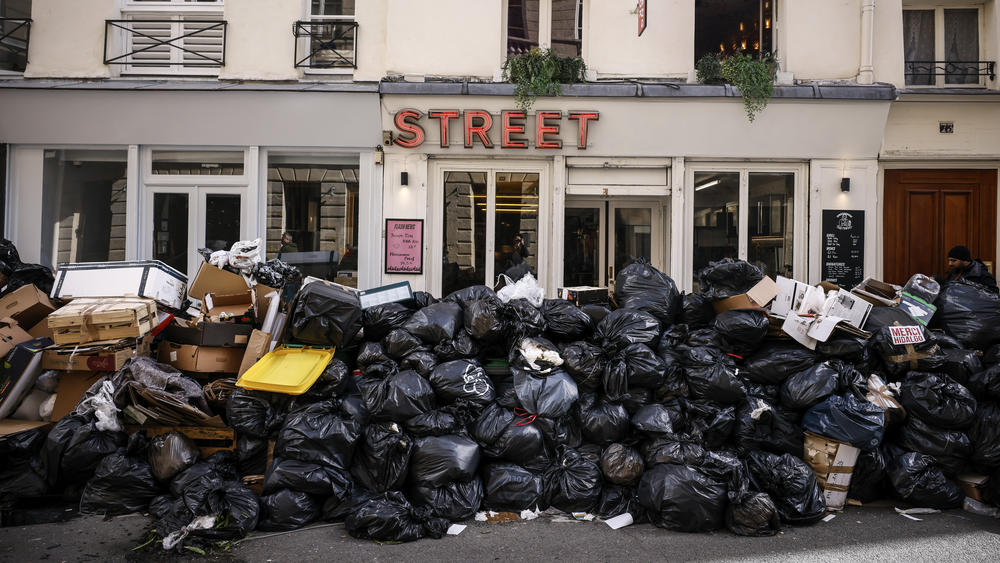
147;187;244;275
564;198;663;287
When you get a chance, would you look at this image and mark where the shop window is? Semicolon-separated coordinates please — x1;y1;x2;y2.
0;0;31;73
265;157;360;287
695;0;774;62
151;150;244;175
41;150;128;269
297;0;357;70
692;169;795;287
507;0;583;57
904;6;986;86
442;170;539;297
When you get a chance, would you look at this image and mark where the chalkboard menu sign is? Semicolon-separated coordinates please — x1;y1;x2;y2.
385;219;424;274
822;209;864;288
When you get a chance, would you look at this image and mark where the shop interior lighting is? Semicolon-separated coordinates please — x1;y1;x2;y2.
695;179;721;191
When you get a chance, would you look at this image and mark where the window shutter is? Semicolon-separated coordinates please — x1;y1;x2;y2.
126;19;173;71
180;18;224;67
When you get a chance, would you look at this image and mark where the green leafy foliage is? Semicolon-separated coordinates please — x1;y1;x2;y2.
719;53;777;122
502;48;586;112
695;54;725;85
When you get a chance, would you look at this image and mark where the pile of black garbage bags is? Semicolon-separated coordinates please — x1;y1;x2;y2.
4;256;1000;548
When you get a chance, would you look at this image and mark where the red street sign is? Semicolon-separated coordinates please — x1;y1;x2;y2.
637;0;647;36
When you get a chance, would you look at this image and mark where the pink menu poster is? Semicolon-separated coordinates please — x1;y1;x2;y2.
385;219;424;274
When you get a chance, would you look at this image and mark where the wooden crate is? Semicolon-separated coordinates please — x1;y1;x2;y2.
48;298;156;345
128;425;236;458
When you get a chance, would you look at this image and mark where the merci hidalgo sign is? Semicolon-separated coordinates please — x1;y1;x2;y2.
392;109;600;150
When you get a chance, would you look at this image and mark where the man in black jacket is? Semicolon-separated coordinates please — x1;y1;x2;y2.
939;245;998;292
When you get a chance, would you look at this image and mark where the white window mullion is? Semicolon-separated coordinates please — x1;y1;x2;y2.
738;170;750;261
934;7;945;87
485;170;498;284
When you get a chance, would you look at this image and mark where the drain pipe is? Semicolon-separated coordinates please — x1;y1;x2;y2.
858;0;876;84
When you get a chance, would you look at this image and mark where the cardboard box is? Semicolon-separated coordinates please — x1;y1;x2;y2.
202;291;255;322
0;418;51;438
157;341;244;374
713;276;780;313
27;319;54;340
50;371;103;421
557;286;610;307
188;262;278;322
47;298;156;345
0;284;58;329
851;278;901;307
51;260;187;310
957;473;990;502
239;330;272;376
42;337;150;372
0;337;54;420
803;431;860;511
0;317;34;358
164;318;253;348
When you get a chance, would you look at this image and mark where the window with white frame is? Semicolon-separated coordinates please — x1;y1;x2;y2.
115;0;226;76
296;0;357;70
507;0;583;58
903;4;990;86
0;0;31;73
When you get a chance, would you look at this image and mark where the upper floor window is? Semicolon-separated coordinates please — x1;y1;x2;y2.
295;0;357;70
0;0;31;73
695;0;774;62
507;0;583;58
111;0;225;76
904;6;987;86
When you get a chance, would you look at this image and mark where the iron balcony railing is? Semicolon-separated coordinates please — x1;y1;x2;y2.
904;60;996;83
104;19;227;68
294;20;358;69
0;18;31;72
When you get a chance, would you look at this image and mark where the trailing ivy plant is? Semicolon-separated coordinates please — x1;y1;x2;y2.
695;54;725;85
502;47;586;112
719;52;777;122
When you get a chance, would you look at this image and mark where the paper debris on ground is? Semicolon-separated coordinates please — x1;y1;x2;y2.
604;513;634;530
446;524;467;535
822;514;836;522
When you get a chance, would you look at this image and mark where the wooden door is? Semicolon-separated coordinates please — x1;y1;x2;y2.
884;169;997;285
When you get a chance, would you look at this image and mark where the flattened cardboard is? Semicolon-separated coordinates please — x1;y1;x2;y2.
0;317;34;358
51;371;103;421
851;278;901;307
0;284;58;328
713;276;780;313
157;341;243;374
0;418;51;437
164;319;253;348
238;330;272;377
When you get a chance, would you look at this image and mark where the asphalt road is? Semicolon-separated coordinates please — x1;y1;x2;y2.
2;501;1000;562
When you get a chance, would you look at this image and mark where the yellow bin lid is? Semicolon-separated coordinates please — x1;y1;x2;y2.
236;345;335;395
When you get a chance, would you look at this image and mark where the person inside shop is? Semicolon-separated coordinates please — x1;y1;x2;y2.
938;245;998;292
278;231;299;255
503;233;533;280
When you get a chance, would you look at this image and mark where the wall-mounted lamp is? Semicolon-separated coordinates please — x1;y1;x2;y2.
401;172;409;186
841;177;851;192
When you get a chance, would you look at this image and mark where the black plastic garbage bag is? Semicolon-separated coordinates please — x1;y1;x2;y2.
481;463;546;511
871;323;941;378
80;433;160;516
403;302;463;344
682;293;717;329
580;304;611;325
503;299;547;337
614;258;681;326
683;346;746;404
275;400;362;472
744;344;817;385
401;350;438;377
429;359;495;406
621;386;653;414
745;451;826;526
698;259;764;301
616;343;665;389
896;417;970;477
409;478;483;521
235;435;268;475
289;281;362;347
257;489;321;531
967;401;1000;469
409;434;481;488
412;291;439;309
148;431;201;482
594;484;644;521
544;447;602;513
464;297;505;342
734;397;803;456
434;330;479;361
345;491;449;542
0;427;48;498
60;421;128;485
472;403;549;471
935;281;1000;351
382;329;425;361
967;365;1000;401
713;310;769;355
362;303;414;342
263;458;351;498
848;447;889;503
726;492;782;537
542;299;592;341
361;370;436;423
575;393;630;445
802;394;884;451
170;451;239;498
179;473;260;540
1;263;54;298
685;328;722;348
641;432;706;467
514;370;579;419
654;353;690;401
594;309;660;352
898;372;977;429
561;341;605;392
984;344;1000;367
226;389;277;439
444;285;496;305
405;404;471;437
631;401;684;436
780;362;840;411
301;358;350;401
938;349;983;386
350;422;412;493
357;341;390;369
682;399;737;450
887;452;964;509
638;463;728;532
601;443;645;486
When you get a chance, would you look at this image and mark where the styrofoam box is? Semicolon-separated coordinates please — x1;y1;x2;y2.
51;260;188;310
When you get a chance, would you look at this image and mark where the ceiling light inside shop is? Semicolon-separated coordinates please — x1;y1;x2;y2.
695;179;721;191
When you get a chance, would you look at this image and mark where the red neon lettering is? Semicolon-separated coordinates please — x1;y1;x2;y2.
393;109;425;148
568;111;599;149
429;110;460;148
502;110;528;149
536;111;562;149
464;110;494;148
